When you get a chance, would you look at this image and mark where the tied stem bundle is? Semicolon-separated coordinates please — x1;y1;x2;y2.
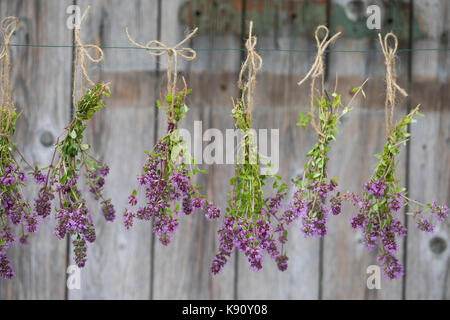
287;25;368;239
0;16;18;139
32;6;115;269
378;33;408;137
209;21;292;275
344;32;448;281
238;21;262;115
297;25;341;137
0;17;47;280
126;26;197;124
72;6;104;109
123;24;221;247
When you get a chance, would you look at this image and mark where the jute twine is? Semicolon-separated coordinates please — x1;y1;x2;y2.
72;6;104;110
298;26;341;136
238;21;262;115
0;16;19;138
126;27;197;123
378;33;408;136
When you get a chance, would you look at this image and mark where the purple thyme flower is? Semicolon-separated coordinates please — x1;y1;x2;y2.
101;199;116;222
364;179;387;198
128;194;138;206
124;209;135;230
0;253;15;279
182;196;193;215
330;195;342;216
34;187;54;218
33;170;46;184
276;254;288;271
416;218;434;233
377;252;404;280
389;192;403;212
205;204;221;220
431;201;449;222
73;238;88;268
350;212;366;230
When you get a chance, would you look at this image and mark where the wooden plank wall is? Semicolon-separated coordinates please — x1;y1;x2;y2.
0;0;72;299
0;0;448;300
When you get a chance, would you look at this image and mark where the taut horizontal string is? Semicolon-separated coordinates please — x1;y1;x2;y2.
5;43;449;53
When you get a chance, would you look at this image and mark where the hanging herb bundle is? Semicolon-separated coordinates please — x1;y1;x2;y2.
211;22;290;275
0;17;44;279
34;7;115;268
346;33;448;280
124;27;221;246
284;26;366;238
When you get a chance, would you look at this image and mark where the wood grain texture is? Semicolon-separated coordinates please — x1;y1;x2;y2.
66;0;158;299
406;0;450;300
152;0;237;299
0;0;72;299
0;0;448;300
323;0;409;299
236;0;321;299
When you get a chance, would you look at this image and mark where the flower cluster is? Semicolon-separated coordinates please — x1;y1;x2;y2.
347;189;407;279
287;179;342;238
1;107;45;279
35;83;115;268
347;107;448;280
124;89;220;246
54;200;96;267
211;95;289;275
212;193;290;275
412;201;448;233
0;162;35;279
286;90;357;238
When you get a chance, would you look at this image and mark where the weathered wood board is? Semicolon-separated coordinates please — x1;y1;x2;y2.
152;0;237;299
0;0;448;300
0;0;72;300
324;0;410;300
235;0;322;300
406;0;450;300
66;0;159;299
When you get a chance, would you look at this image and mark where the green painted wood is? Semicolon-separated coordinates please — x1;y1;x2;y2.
179;0;421;39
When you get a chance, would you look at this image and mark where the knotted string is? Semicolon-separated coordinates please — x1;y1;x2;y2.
72;6;104;110
378;33;408;136
0;16;19;138
298;25;341;136
238;21;262;115
126;27;197;123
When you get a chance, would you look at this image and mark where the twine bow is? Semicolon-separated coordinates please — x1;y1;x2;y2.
238;21;262;115
126;26;197;122
298;26;341;136
72;6;104;109
378;33;408;136
0;16;19;138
